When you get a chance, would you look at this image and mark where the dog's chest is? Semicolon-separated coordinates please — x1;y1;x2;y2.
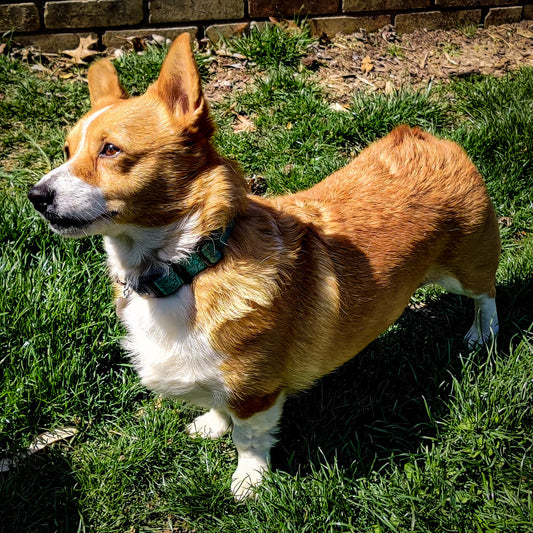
119;287;228;408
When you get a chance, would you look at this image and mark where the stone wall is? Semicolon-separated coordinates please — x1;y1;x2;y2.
1;0;532;52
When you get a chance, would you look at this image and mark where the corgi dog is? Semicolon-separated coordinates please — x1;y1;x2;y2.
28;33;500;499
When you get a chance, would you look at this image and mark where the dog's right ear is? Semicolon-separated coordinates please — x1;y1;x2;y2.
87;59;128;108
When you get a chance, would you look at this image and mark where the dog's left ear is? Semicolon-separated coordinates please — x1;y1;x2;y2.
154;33;214;138
88;59;129;108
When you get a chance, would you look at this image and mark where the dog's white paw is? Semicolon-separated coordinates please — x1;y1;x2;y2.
464;295;499;349
186;409;231;439
464;324;487;349
464;317;499;349
231;462;266;501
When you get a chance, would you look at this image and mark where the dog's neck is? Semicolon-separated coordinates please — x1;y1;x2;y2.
104;158;249;293
104;214;202;290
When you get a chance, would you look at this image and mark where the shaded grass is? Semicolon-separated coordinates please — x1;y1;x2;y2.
1;28;532;532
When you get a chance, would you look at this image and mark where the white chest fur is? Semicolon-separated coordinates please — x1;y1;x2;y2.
120;286;228;409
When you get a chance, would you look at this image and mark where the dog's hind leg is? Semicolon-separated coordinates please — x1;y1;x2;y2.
463;293;499;349
429;205;501;348
430;274;499;349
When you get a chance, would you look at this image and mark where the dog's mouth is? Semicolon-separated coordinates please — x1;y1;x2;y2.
45;210;118;235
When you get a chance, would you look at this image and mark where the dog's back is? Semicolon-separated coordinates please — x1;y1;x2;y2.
197;125;500;401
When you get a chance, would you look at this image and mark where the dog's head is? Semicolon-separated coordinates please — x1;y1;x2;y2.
27;34;233;238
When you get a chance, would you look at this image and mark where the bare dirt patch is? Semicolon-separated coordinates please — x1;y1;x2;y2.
203;21;533;104
5;20;533;104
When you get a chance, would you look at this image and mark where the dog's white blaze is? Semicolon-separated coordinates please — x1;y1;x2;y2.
70;105;112;164
104;212;202;285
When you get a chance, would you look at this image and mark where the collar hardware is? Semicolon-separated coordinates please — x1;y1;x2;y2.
127;221;233;299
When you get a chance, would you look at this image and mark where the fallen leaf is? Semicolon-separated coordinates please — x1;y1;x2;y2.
498;216;513;227
62;35;99;64
329;102;349;112
384;80;396;95
230;22;250;38
360;55;374;74
247;174;267;195
0;427;78;472
130;36;147;52
283;163;295;174
232;114;256;133
28;427;78;454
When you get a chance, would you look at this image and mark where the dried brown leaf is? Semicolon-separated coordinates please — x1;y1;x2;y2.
233;114;256;133
360;55;374;74
62;35;99;64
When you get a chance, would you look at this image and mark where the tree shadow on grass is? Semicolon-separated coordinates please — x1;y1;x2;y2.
272;276;533;477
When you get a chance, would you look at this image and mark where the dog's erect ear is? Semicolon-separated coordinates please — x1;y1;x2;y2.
87;59;128;108
154;33;214;137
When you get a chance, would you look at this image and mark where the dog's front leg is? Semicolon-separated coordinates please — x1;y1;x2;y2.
230;394;285;500
186;408;232;439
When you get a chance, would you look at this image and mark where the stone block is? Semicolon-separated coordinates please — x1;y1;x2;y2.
310;15;391;37
149;0;244;23
0;3;39;33
249;0;337;18
343;0;429;12
484;6;523;27
205;23;250;44
435;0;516;6
103;27;198;50
45;0;143;30
395;9;481;33
14;32;98;53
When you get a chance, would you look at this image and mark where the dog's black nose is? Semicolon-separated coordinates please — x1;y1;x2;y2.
27;184;55;213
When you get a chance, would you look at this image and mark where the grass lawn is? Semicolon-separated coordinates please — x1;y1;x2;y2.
1;26;533;532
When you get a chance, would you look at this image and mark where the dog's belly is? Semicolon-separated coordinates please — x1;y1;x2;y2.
120;287;228;409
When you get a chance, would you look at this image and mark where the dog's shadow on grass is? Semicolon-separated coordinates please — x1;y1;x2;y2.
0;451;80;532
272;277;533;477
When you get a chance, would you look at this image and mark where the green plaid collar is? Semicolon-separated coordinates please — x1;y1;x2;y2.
131;222;233;298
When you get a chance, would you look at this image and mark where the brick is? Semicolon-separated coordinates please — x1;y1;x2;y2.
435;0;516;6
0;3;39;33
484;6;523;27
149;0;244;23
343;0;429;12
310;15;391;37
205;23;249;44
524;5;533;19
45;0;143;30
395;10;481;33
103;27;198;49
14;32;98;53
249;0;336;18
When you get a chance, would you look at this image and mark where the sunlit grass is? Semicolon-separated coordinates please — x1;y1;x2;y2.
1;24;532;532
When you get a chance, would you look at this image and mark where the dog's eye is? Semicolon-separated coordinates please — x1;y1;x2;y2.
64;145;70;161
101;143;121;157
